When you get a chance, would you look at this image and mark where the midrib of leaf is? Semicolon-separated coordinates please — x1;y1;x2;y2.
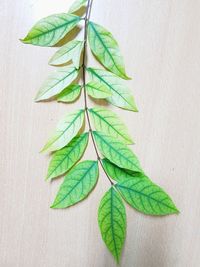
52;162;96;207
48;134;87;178
44;110;83;149
110;188;119;262
94;131;139;170
117;183;177;212
89;109;130;143
89;22;123;77
28;17;80;41
88;68;132;106
38;68;77;99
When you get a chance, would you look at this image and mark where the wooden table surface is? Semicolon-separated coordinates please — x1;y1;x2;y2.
1;0;200;266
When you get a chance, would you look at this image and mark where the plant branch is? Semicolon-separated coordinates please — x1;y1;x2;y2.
82;0;114;186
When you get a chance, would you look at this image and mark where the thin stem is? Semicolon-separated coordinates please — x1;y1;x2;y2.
82;0;114;186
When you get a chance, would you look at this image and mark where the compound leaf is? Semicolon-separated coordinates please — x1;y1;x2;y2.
51;160;99;208
98;187;126;263
49;40;84;68
89;107;133;144
102;159;146;183
88;22;129;79
21;13;81;47
116;178;179;216
41;109;85;153
93;131;142;172
46;132;89;180
35;66;79;101
57;84;82;102
86;81;112;99
87;68;138;111
69;0;87;14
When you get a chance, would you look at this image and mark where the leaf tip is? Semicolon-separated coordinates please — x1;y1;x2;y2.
132;106;139;112
168;198;179;215
20;37;29;44
123;74;132;80
45;175;50;181
50;200;59;209
19;38;25;43
48;57;55;66
174;206;180;214
40;146;47;153
34;95;41;102
34;94;46;102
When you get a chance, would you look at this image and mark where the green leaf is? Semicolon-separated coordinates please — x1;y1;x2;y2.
21;13;81;47
51;160;99;208
46;133;89;180
35;66;79;101
86;81;112;99
98;187;126;263
116;178;179;216
89;107;133;144
102;159;146;183
57;84;82;102
88;22;129;79
49;40;84;68
69;0;87;14
41;109;85;153
87;68;138;111
93;131;142;172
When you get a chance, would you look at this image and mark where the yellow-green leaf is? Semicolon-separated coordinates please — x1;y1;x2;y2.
93;131;142;172
49;40;84;68
35;66;79;101
98;187;126;263
57;84;82;103
46;133;89;180
51;160;99;208
116;178;179;216
89;107;133;144
41;109;85;153
21;13;81;47
86;81;112;99
69;0;87;14
88;21;130;79
102;159;146;183
87;68;138;111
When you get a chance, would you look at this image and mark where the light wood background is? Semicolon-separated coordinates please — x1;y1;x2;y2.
1;0;200;266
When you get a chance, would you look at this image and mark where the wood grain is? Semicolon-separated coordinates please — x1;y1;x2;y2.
0;0;200;266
